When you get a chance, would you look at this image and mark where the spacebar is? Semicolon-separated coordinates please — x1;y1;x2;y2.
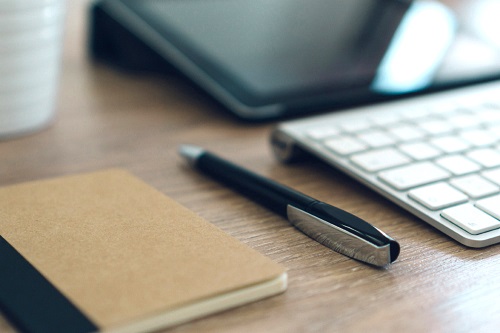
378;162;451;190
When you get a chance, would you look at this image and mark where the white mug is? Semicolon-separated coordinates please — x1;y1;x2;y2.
0;0;65;139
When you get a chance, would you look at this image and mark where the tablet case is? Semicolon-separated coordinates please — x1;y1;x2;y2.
90;1;177;74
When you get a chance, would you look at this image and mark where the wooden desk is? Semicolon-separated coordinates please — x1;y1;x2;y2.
2;1;500;332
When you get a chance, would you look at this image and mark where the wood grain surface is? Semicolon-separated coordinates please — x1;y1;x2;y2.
1;1;500;332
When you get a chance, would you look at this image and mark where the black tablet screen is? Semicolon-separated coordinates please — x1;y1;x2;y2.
119;0;500;115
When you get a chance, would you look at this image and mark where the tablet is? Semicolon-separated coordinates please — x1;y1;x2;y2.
91;0;500;120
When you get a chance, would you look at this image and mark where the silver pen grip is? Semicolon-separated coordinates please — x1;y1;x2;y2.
287;205;395;267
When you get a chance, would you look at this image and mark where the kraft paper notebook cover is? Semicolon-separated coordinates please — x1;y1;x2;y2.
0;169;287;333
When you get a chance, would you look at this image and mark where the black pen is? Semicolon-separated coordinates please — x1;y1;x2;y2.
179;144;400;267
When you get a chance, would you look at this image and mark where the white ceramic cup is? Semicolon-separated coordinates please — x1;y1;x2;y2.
0;0;65;139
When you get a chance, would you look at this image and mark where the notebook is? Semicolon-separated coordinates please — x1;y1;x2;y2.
0;169;287;333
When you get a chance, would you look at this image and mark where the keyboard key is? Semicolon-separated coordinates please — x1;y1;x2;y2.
400;108;432;120
387;124;426;141
350;148;411;172
467;149;500;168
450;175;499;198
488;124;500;140
476;195;500;220
370;113;401;126
476;108;500;124
446;114;482;129
442;204;500;235
459;129;498;147
430;103;459;115
482;168;500;186
408;182;468;210
357;130;396;148
378;162;450;190
430;136;471;153
416;119;454;135
338;120;372;133
307;126;340;140
398;142;441;160
323;136;367;155
435;155;481;175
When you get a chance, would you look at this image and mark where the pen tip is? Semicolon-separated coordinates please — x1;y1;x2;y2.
178;144;205;165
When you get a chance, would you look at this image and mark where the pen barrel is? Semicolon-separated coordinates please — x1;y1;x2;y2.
196;152;316;217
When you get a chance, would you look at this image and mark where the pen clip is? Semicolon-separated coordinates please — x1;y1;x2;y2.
287;205;398;267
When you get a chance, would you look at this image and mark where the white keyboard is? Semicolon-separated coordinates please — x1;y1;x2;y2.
271;81;500;247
